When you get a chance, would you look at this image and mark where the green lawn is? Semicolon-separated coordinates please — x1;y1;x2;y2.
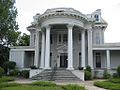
94;78;120;90
0;77;85;90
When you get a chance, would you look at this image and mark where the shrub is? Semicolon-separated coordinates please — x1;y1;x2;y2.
0;76;14;83
112;73;118;78
3;61;16;73
31;81;56;86
85;70;92;80
86;66;91;72
0;67;4;77
103;70;111;79
20;70;29;78
117;65;120;77
30;65;37;69
9;69;20;76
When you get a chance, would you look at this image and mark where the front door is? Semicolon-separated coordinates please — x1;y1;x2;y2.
60;53;68;68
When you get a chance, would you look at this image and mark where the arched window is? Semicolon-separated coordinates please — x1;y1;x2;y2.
94;14;99;21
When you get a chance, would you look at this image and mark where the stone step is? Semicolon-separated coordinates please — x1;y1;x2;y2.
31;69;81;81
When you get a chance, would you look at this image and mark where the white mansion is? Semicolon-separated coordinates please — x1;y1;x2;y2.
10;8;120;79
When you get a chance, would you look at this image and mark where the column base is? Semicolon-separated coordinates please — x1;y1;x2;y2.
44;67;51;69
39;66;44;69
66;67;74;70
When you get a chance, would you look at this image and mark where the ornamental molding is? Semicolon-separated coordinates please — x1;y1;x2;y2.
33;8;91;25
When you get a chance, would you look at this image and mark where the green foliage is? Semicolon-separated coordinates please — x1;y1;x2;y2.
0;67;4;77
0;82;20;88
17;33;30;46
1;85;62;90
84;66;92;80
103;70;111;79
108;78;120;83
9;69;20;76
94;81;120;90
0;81;85;90
112;73;118;78
117;65;120;77
62;84;85;90
86;66;91;72
20;70;29;78
0;45;9;67
85;70;92;80
0;0;19;46
0;76;14;83
31;81;56;86
3;61;16;70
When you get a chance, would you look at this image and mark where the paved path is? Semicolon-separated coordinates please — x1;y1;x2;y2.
13;78;106;90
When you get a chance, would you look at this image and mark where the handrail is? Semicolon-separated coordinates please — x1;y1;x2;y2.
49;63;57;81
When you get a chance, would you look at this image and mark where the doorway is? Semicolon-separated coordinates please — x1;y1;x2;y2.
60;53;68;68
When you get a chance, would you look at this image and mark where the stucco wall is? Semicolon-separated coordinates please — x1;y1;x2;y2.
110;50;120;68
9;50;25;68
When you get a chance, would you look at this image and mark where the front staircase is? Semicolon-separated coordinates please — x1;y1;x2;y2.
31;68;81;81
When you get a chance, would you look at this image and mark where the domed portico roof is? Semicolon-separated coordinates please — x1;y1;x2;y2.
32;8;91;28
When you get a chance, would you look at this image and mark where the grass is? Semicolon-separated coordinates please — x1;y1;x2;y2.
94;78;120;90
0;76;14;83
0;80;85;90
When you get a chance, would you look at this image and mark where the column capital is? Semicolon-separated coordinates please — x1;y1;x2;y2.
45;25;51;30
67;24;74;29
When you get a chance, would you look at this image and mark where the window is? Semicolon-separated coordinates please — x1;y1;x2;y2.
50;34;53;44
58;34;61;43
79;53;81;67
94;14;99;21
50;53;52;67
95;52;101;68
96;32;100;44
79;33;81;41
33;34;36;44
63;34;67;43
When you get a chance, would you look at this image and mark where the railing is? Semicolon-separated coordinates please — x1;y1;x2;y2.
49;63;57;81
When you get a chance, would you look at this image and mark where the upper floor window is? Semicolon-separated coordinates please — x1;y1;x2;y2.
94;14;99;21
58;34;62;44
79;33;81;41
63;34;67;43
96;32;100;44
57;33;67;44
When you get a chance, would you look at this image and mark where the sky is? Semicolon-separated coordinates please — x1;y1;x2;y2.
15;0;120;43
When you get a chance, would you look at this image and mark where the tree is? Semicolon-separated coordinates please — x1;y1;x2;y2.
0;0;19;46
0;44;9;67
18;33;30;46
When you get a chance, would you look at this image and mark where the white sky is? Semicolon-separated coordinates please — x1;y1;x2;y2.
15;0;120;43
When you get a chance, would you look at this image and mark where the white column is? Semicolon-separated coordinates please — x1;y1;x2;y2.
81;30;86;69
40;31;45;68
106;50;111;69
88;29;93;69
44;25;51;69
67;24;74;70
34;30;40;67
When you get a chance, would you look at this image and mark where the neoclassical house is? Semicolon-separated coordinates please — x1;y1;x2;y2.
9;8;120;78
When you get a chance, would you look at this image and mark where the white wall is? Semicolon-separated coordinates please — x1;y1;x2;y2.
111;50;120;68
9;50;24;68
